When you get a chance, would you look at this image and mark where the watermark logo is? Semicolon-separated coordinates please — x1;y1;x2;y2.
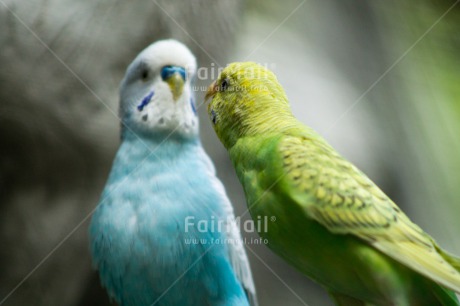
195;62;277;81
184;236;269;246
184;215;276;234
190;62;277;94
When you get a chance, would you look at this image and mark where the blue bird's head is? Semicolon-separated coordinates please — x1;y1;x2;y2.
119;39;198;138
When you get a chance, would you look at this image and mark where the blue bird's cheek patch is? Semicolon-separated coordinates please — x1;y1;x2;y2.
137;91;155;112
190;97;197;115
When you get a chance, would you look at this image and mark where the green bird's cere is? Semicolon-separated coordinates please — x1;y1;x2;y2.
206;62;460;305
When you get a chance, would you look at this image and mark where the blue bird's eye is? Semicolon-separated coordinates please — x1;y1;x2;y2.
141;69;149;80
210;109;217;125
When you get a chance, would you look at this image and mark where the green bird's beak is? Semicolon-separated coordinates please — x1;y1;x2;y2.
161;66;186;101
205;80;217;102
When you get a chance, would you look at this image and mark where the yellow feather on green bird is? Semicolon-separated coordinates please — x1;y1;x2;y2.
205;62;460;305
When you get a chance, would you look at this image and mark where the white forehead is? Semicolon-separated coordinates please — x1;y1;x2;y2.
131;39;197;76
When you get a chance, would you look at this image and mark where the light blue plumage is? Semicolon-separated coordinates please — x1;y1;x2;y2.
89;40;257;306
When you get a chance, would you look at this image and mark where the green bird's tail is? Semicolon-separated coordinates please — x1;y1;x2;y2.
431;245;460;305
437;246;460;273
431;283;460;306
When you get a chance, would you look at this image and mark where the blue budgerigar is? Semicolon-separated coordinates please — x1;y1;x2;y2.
89;39;257;306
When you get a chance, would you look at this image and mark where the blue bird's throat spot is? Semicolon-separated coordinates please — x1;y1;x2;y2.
190;97;197;115
137;91;154;112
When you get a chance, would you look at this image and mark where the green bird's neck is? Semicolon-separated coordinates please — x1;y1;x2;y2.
215;79;318;150
223;107;314;151
250;113;298;135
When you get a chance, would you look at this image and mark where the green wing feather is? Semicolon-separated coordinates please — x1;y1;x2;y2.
279;134;460;293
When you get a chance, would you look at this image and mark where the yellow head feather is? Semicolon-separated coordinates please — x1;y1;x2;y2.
206;62;294;149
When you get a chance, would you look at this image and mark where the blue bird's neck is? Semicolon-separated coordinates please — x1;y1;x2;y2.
122;127;198;147
113;128;203;174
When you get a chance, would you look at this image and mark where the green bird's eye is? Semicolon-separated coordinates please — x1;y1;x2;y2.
220;78;229;91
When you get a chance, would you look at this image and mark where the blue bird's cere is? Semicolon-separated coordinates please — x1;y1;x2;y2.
89;39;257;306
161;65;186;81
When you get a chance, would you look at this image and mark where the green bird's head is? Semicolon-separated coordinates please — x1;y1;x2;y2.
205;62;293;149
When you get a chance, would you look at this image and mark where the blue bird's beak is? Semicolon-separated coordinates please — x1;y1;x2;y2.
161;66;186;101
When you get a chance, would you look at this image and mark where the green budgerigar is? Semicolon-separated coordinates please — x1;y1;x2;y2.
205;62;460;305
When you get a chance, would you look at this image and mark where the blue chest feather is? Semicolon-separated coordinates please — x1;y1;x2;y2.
89;134;246;306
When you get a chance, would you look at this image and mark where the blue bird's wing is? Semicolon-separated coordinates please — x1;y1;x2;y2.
203;157;258;306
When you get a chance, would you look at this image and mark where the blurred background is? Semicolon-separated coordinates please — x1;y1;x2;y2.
1;0;459;305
